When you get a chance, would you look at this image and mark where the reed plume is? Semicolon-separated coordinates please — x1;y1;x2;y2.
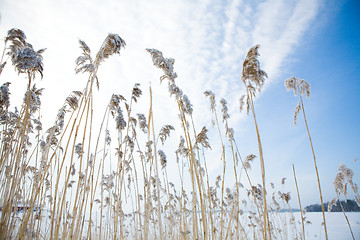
331;163;358;239
0;28;355;240
240;44;270;240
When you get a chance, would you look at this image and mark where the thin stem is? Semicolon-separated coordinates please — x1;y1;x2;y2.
337;195;355;240
249;93;271;240
149;87;164;240
292;164;305;240
299;95;328;240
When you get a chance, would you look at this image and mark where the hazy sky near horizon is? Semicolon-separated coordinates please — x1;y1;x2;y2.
0;0;359;207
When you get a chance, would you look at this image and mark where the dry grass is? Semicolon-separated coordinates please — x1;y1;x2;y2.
0;28;357;239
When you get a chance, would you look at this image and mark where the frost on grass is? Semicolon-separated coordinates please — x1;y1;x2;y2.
12;44;45;79
146;48;177;82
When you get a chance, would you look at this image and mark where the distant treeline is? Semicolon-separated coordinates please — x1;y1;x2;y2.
305;199;360;212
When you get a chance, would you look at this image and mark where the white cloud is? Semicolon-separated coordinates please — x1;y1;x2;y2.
252;0;321;80
0;0;321;185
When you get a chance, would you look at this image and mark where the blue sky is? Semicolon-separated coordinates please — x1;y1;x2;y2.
263;0;360;205
0;0;359;207
248;0;360;205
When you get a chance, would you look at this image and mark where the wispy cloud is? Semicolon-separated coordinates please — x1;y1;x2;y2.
0;0;321;176
252;0;321;79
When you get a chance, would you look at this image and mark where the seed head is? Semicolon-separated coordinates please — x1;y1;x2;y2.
66;91;82;110
176;136;189;159
5;28;27;46
75;143;83;158
132;83;142;102
5;29;27;68
328;198;337;212
245;154;256;162
146;48;177;82
75;39;94;74
24;84;44;116
115;111;126;131
158;150;167;169
334;171;345;194
227;127;234;140
105;129;111;145
204;90;216;112
293;101;301;126
159;125;175;145
284;77;311;98
242;45;267;94
0;82;11;111
338;163;353;181
137;113;148;133
278;191;291;203
71;164;76;176
195;126;211;149
220;98;229;122
181;95;193;115
97;34;126;62
12;44;45;78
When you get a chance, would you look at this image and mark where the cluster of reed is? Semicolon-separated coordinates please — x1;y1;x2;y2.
0;29;358;239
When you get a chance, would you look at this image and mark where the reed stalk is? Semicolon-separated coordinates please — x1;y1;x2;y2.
1;28;356;240
292;164;305;240
299;95;328;239
337;196;355;240
285;77;327;239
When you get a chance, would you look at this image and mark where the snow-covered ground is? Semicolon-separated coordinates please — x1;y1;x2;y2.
3;209;359;239
293;212;360;240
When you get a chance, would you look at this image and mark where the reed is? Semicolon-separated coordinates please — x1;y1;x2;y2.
239;45;270;240
0;28;354;239
285;77;328;240
292;164;305;240
330;163;359;240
